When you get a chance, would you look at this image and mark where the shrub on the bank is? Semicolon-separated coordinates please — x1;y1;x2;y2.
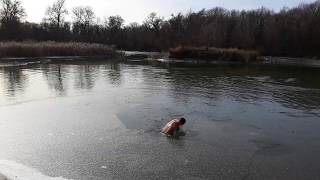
169;47;260;62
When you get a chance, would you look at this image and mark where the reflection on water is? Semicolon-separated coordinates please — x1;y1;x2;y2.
104;63;122;86
1;60;320;179
74;65;99;90
1;62;320;113
0;66;27;97
42;64;67;96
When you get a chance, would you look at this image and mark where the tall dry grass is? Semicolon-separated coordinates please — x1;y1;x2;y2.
0;41;115;58
169;46;260;62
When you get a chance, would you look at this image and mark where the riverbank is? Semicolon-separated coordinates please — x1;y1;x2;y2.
150;56;320;68
0;41;116;58
169;47;260;62
259;56;320;67
1;49;320;69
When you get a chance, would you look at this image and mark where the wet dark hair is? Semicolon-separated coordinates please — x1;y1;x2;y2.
179;118;186;125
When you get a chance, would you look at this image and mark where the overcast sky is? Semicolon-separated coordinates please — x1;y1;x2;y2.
22;0;315;24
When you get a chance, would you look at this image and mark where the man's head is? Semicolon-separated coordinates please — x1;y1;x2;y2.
179;118;186;125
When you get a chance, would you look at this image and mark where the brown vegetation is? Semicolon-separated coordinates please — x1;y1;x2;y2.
169;47;259;62
0;41;115;58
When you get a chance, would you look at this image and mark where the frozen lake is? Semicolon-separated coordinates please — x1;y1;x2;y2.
1;60;320;179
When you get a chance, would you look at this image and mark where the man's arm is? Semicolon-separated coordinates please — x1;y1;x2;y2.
172;126;180;137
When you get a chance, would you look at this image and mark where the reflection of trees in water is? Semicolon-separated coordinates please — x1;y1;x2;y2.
0;67;27;97
42;64;67;95
104;63;122;86
74;65;99;90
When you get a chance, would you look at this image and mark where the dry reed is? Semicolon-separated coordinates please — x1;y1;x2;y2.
169;46;260;62
0;41;115;58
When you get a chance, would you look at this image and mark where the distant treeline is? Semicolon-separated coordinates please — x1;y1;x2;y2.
1;0;320;57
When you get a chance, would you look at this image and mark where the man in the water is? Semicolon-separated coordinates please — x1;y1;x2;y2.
161;118;186;136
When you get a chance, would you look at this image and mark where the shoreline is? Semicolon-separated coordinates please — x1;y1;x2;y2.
0;55;119;62
151;55;320;68
1;50;320;69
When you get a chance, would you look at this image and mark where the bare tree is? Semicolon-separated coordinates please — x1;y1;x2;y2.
106;15;124;30
0;0;25;24
105;15;124;45
72;6;95;26
168;13;185;47
0;0;25;39
45;0;68;29
143;12;164;48
144;12;163;32
72;6;95;41
72;6;83;24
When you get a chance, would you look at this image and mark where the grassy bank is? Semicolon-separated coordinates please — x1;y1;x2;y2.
169;47;260;63
0;41;116;58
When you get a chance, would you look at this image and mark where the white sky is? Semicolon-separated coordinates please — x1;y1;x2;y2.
22;0;315;24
